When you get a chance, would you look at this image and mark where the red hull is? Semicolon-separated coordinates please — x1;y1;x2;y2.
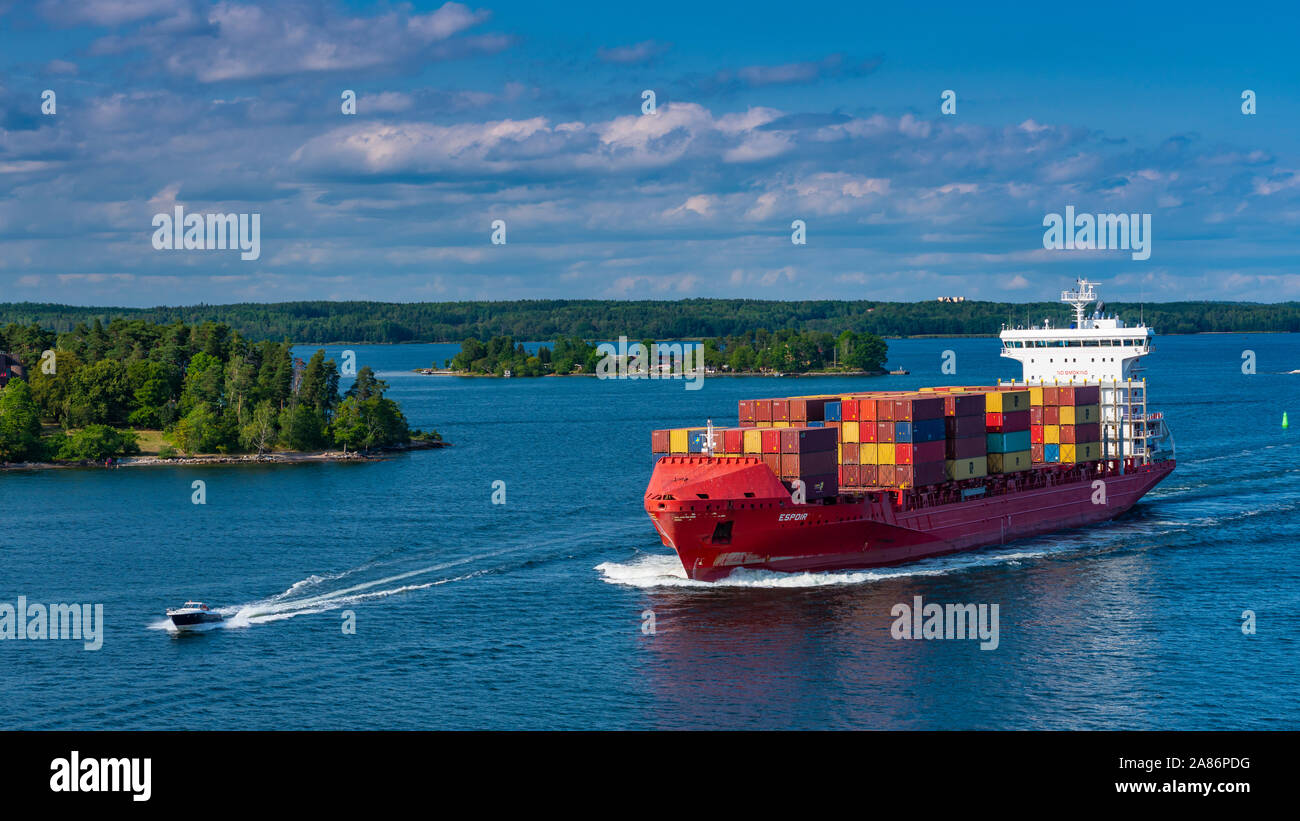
645;456;1175;581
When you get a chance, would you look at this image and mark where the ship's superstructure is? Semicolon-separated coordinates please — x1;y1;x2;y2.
999;279;1173;465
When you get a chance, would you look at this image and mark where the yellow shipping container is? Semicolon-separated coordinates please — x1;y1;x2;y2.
669;428;689;453
946;457;988;481
1060;442;1102;463
1029;386;1044;406
988;450;1032;474
1075;404;1098;423
842;421;859;443
876;443;895;464
986;390;1030;412
1044;424;1060;444
773;421;790;428
743;429;762;453
1059;406;1075;425
859;443;878;465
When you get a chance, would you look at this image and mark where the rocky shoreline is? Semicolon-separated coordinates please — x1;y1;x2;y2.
0;439;448;471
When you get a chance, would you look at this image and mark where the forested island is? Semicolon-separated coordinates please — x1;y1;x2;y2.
1;298;1297;343
443;329;888;376
0;318;439;466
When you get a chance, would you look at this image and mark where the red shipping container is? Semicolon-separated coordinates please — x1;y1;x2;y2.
789;399;806;422
1058;386;1075;405
1030;406;1045;425
737;400;754;424
761;429;781;454
843;442;859;465
1058;424;1078;444
857;397;878;421
892;398;913;421
755;399;772;422
913;440;946;463
651;429;669;453
1074;385;1100;405
878;464;895;485
1031;425;1045;445
877;399;895;422
859;419;878;443
860;464;878;485
790;397;827;423
842;396;859;421
1045;405;1060;425
893;464;913;486
779;427;802;453
896;444;914;465
1031;443;1045;462
761;452;781;474
772;399;790;422
841;464;860;487
1043;387;1060;406
723;428;742;453
876;420;895;443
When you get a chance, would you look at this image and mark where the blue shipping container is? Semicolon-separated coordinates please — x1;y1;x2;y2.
894;421;914;443
824;401;842;422
914;417;946;443
687;429;711;453
1044;443;1060;462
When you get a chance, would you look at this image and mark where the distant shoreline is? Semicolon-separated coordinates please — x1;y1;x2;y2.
0;439;449;472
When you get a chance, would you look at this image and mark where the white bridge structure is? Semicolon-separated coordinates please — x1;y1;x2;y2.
999;279;1174;467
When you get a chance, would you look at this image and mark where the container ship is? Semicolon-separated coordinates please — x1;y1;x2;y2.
644;280;1176;581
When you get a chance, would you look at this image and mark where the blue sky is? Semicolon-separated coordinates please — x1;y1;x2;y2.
1;0;1298;306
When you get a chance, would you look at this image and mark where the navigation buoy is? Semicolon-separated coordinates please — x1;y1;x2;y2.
1284;412;1290;429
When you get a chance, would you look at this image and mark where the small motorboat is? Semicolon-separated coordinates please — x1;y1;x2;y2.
166;601;223;631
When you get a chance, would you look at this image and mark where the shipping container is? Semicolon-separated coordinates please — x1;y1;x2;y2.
946;457;989;481
985;389;1030;412
824;401;842;422
857;397;878;421
878;464;896;485
877;399;895;422
1074;385;1100;405
761;452;781;474
842;442;859;465
723;428;742;453
1044;424;1059;445
944;414;986;439
944;392;986;418
1044;405;1060;425
743;429;762;453
772;399;790;422
738;400;755;425
1029;406;1045;426
986;430;1032;453
859;419;878;443
761;428;781;454
1030;425;1045;445
755;399;772;423
860;464;879;485
875;420;895;443
780;450;837;477
1030;443;1045;463
858;443;877;465
985;410;1031;432
946;435;987;460
876;443;896;464
688;429;714;453
1044;443;1060;462
988;449;1032;474
1060;442;1102;463
841;463;860;487
1028;386;1044;406
670;428;692;454
842;420;860;443
651;429;670;453
842;396;860;421
1043;386;1059;406
1074;403;1099;423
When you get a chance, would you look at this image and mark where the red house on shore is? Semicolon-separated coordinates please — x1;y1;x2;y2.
0;352;25;388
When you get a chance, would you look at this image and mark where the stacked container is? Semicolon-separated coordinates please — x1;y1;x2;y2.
943;391;988;480
1027;383;1103;464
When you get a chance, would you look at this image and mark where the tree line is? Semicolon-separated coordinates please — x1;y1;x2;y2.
1;298;1297;343
0;318;431;463
448;329;888;375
